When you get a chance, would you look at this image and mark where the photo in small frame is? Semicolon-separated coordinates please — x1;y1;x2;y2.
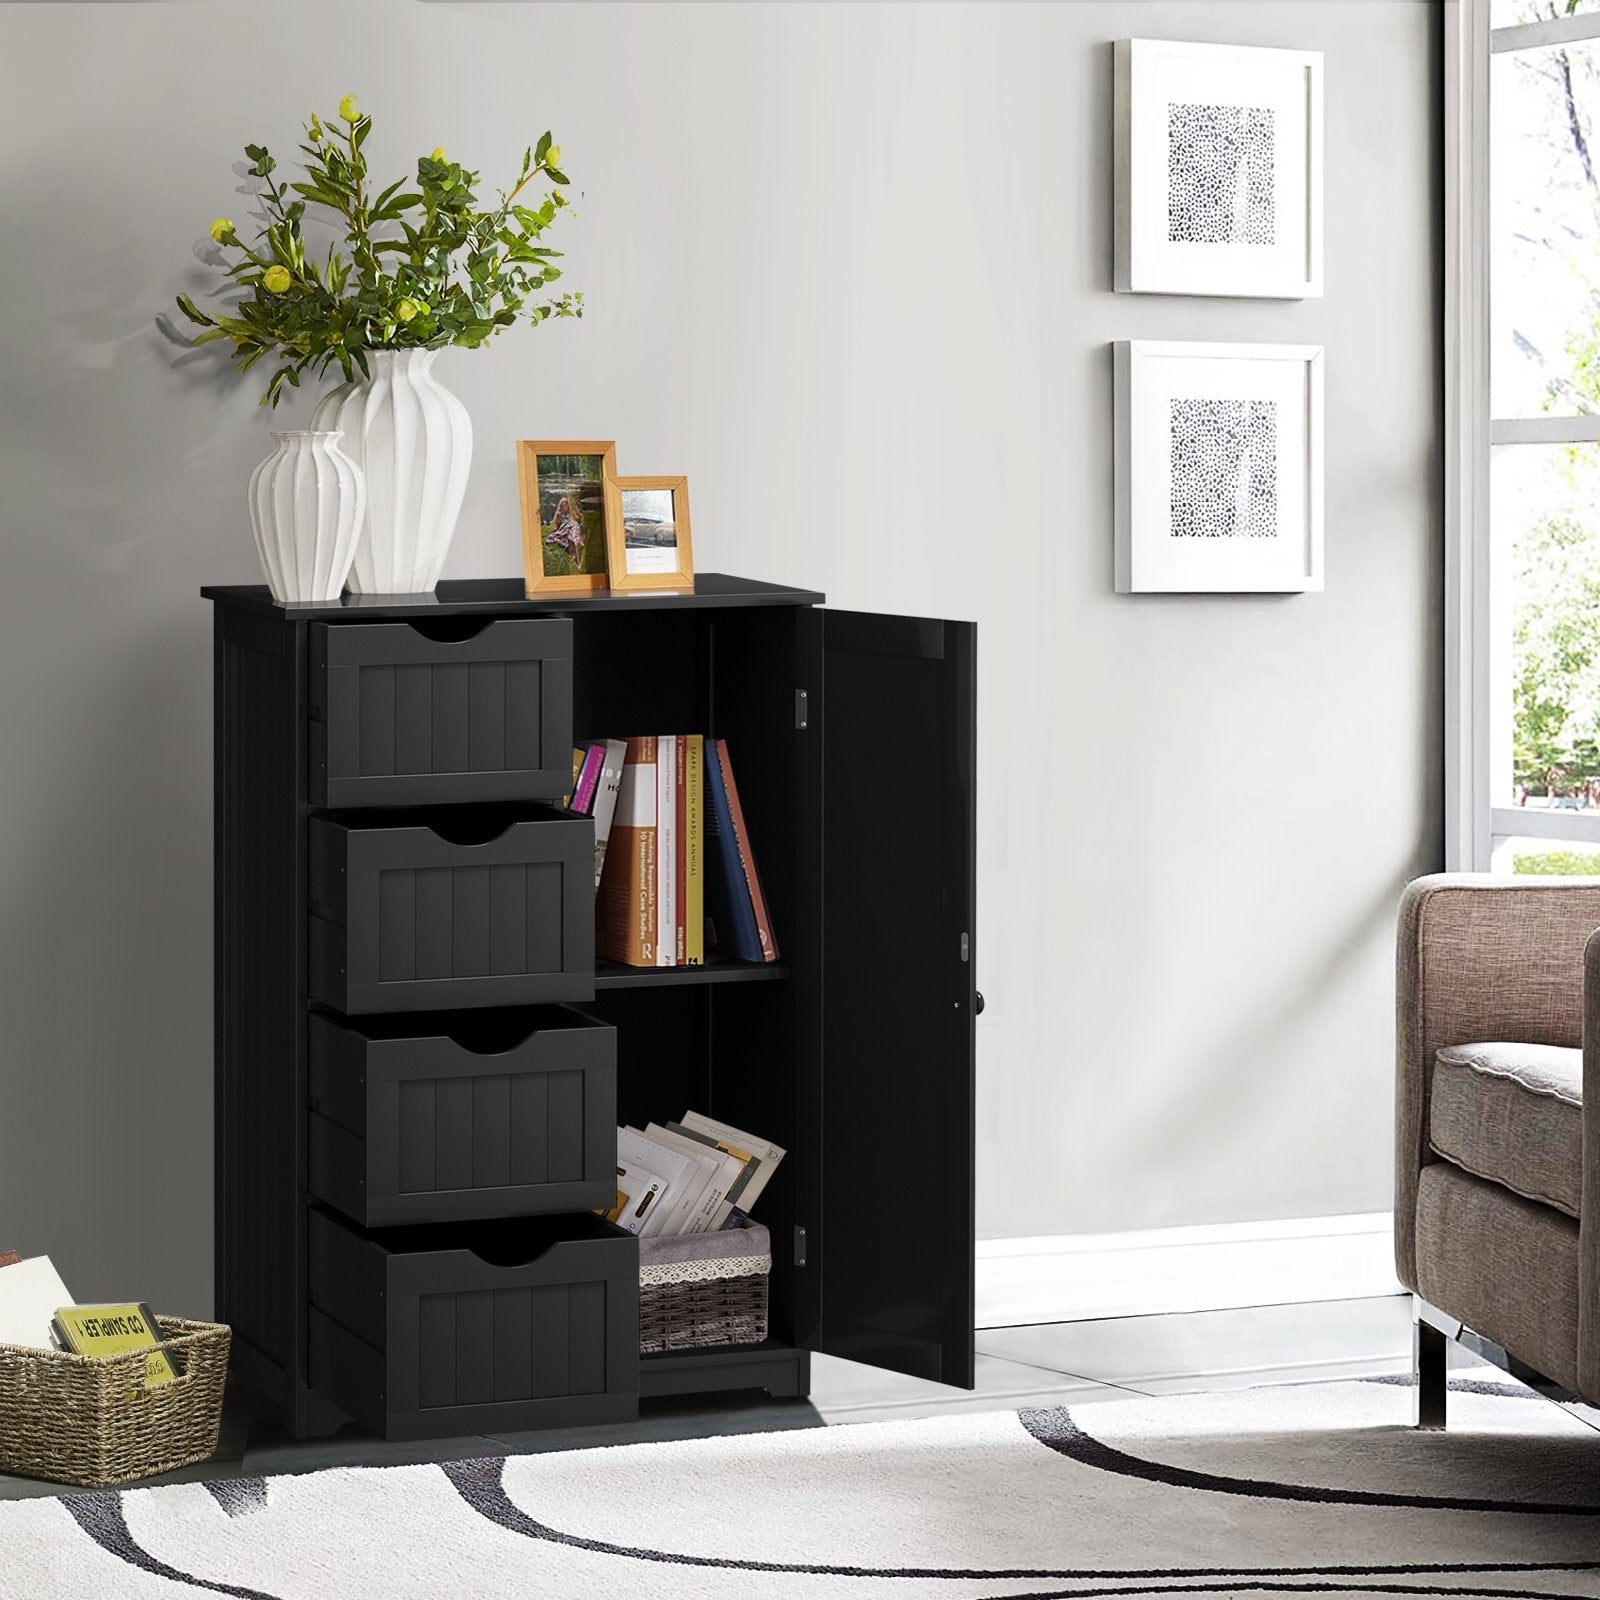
517;440;618;595
603;474;694;593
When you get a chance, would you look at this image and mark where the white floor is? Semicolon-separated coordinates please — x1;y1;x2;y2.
810;1292;1429;1427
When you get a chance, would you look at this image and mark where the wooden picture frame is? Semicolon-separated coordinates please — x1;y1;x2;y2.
517;440;619;595
603;475;695;594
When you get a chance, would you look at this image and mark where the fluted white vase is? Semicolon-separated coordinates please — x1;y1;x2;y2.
247;431;366;604
310;348;472;594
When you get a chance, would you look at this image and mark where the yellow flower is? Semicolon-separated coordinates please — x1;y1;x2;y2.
431;146;446;163
339;93;360;123
545;144;562;169
395;297;420;322
262;264;292;294
209;217;235;243
308;113;323;141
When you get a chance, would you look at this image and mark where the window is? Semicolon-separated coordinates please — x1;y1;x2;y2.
1450;0;1600;870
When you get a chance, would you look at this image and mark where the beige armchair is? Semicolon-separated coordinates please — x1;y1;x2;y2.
1396;874;1600;1423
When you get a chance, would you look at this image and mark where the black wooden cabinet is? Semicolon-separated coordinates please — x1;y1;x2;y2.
205;574;976;1441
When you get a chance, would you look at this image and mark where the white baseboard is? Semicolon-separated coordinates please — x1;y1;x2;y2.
976;1212;1401;1328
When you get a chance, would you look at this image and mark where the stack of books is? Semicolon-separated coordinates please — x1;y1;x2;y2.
599;1111;785;1237
0;1251;179;1386
592;735;778;968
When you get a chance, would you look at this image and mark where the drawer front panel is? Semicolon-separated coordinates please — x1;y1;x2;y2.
308;816;594;1013
311;619;573;807
411;1281;609;1409
309;1010;616;1226
308;1209;638;1441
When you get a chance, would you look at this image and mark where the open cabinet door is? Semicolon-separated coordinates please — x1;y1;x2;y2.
799;609;976;1387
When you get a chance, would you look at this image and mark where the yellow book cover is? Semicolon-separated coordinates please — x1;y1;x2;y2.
684;734;704;964
52;1303;178;1388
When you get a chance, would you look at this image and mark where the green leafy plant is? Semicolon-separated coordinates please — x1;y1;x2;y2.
176;94;580;406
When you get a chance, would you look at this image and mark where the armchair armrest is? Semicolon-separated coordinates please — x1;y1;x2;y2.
1581;931;1600;1399
1395;874;1600;1294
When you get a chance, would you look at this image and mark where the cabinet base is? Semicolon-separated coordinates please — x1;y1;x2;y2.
640;1341;810;1400
243;1341;810;1443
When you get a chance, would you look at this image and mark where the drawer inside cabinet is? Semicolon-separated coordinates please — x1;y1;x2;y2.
308;809;594;1014
309;1006;617;1227
310;618;573;808
309;1208;638;1441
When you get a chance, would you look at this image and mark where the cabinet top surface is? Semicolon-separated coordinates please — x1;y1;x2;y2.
201;573;825;621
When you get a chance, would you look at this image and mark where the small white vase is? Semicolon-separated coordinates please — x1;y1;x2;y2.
310;348;473;594
247;430;366;604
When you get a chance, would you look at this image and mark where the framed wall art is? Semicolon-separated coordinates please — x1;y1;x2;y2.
517;440;618;595
603;475;694;594
1114;38;1323;298
1114;340;1324;594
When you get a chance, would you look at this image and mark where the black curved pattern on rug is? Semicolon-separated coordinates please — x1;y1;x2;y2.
61;1490;286;1600
439;1452;1600;1590
1020;1405;1600;1517
1363;1374;1542;1401
204;1476;271;1518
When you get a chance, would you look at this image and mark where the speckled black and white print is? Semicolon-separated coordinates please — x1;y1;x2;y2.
1169;397;1278;539
1167;102;1276;246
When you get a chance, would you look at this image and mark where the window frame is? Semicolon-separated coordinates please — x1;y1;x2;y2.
1447;0;1600;868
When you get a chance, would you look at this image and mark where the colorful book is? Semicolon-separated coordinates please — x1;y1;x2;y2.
564;746;586;808
596;737;658;966
590;738;628;891
704;739;764;963
655;736;677;967
571;742;606;815
675;734;688;965
684;734;704;965
51;1303;179;1389
715;739;778;961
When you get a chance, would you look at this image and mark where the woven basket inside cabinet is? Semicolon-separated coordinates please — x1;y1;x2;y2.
0;1318;230;1489
639;1221;770;1352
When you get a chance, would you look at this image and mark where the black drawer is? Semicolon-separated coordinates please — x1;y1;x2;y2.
310;619;573;808
308;810;594;1014
309;1209;638;1441
309;1008;617;1227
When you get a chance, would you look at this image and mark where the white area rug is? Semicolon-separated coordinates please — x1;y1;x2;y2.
2;1376;1598;1599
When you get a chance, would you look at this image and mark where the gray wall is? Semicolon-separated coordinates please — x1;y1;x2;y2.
0;2;1439;1316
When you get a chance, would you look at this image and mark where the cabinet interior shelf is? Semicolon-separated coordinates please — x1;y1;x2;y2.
594;958;790;990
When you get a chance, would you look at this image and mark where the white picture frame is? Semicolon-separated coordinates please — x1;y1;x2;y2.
1114;340;1324;594
1114;38;1323;299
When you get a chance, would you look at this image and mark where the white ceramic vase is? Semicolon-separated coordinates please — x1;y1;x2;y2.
247;430;366;604
310;348;473;594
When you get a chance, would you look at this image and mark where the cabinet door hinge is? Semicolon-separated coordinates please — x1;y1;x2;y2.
795;689;809;730
793;1224;808;1266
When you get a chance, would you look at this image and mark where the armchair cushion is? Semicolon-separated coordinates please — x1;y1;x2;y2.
1415;1160;1582;1395
1430;1041;1583;1219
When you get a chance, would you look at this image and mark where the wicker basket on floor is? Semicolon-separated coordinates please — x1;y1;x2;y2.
0;1317;230;1489
639;1222;770;1352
